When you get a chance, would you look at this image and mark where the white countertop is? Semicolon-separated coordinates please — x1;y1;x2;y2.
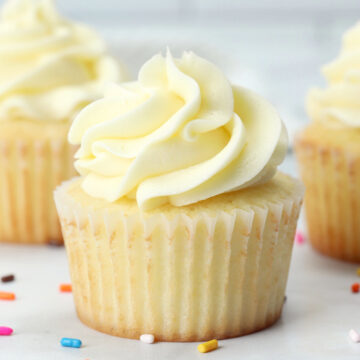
1;230;360;360
1;156;360;359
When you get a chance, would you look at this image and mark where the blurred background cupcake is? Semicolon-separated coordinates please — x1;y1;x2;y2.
295;22;360;262
0;0;125;245
55;50;303;341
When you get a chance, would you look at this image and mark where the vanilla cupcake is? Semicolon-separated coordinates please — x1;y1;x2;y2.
0;0;124;244
55;51;303;341
295;22;360;262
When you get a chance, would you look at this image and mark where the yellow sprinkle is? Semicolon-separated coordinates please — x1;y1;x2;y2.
197;339;218;353
357;268;360;276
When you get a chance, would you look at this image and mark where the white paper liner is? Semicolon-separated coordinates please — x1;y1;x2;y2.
296;138;360;262
55;177;303;341
0;138;76;244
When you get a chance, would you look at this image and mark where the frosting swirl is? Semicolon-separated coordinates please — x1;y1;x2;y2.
307;22;360;127
0;0;123;122
69;51;287;210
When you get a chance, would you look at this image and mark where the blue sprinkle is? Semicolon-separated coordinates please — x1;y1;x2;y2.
60;337;82;348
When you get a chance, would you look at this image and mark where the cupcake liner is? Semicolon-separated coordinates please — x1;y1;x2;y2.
55;178;303;341
0;137;77;244
295;136;360;262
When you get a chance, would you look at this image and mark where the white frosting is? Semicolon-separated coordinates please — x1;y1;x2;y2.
307;22;360;127
0;0;123;122
69;51;288;210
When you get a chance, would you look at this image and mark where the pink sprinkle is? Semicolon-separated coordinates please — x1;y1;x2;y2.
0;326;13;336
349;329;360;343
295;231;305;245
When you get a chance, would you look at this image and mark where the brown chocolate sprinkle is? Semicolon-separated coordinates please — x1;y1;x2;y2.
1;274;15;283
48;239;63;247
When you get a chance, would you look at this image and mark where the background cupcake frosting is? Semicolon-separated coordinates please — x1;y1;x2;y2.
0;0;122;123
69;51;288;210
307;22;360;128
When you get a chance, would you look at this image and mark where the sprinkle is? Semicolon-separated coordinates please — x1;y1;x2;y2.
294;231;305;245
59;284;72;293
198;339;218;353
351;283;360;293
140;334;155;344
357;268;360;277
1;274;15;283
0;327;13;336
0;291;15;300
48;239;63;247
60;337;82;348
349;329;360;343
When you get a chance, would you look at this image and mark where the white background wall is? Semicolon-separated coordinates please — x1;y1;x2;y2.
1;0;359;138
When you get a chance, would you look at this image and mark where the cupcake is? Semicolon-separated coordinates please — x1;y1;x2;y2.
295;22;360;262
55;51;303;341
0;0;124;244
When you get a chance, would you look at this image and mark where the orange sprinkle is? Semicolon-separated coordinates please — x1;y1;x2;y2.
59;284;72;293
0;291;15;300
352;283;360;293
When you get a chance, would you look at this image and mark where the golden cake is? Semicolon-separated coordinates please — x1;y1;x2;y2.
295;22;360;262
55;51;303;340
0;0;124;244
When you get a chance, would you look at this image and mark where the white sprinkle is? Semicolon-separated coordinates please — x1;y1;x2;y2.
349;329;360;343
140;334;155;344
